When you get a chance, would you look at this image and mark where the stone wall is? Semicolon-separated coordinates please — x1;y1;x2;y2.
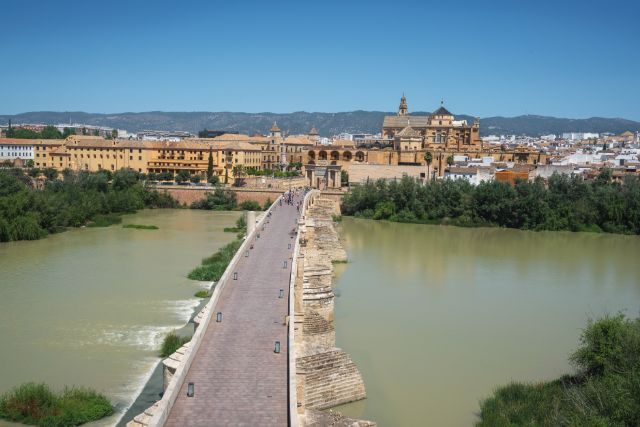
292;193;374;426
151;186;287;206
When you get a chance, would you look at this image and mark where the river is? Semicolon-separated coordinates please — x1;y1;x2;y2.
0;209;239;426
332;217;640;427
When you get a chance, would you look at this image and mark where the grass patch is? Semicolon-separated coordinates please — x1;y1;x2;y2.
224;214;247;234
223;227;242;233
122;224;158;230
188;238;243;282
194;290;210;298
159;331;191;358
0;382;113;426
87;213;121;227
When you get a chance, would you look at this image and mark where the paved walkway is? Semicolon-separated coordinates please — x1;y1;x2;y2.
165;195;301;427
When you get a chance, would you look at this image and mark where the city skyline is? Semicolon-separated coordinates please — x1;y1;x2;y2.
2;0;639;120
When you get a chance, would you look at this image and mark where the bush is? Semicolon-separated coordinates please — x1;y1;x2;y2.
263;198;273;210
159;331;191;358
0;382;113;426
194;290;210;298
477;314;640;426
190;189;237;210
239;200;261;211
570;313;640;377
188;239;243;281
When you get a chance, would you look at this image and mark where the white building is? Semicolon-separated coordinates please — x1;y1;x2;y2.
444;167;494;186
335;132;353;141
562;132;600;141
0;141;34;162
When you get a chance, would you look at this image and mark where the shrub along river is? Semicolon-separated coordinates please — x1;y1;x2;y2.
332;217;640;426
0;209;239;426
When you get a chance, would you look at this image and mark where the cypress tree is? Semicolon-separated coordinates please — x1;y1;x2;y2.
207;148;213;179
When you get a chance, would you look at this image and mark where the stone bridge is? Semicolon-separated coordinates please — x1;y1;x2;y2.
127;191;373;427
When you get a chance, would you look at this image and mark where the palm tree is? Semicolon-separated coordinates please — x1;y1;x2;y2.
424;151;433;182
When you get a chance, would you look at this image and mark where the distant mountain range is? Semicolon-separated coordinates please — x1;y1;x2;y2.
1;111;638;137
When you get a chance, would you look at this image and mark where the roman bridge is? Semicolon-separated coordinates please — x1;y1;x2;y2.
127;189;371;427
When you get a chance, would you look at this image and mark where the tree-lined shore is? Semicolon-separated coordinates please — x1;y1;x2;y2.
341;171;640;235
0;168;177;242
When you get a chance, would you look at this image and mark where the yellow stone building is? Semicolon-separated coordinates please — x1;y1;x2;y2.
303;95;547;177
2;135;271;182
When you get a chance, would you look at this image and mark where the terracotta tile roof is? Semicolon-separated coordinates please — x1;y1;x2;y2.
0;138;63;145
283;136;314;146
383;115;429;128
396;125;421;138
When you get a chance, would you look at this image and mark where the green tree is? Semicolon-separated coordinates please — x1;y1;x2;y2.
27;167;40;178
43;168;58;180
207;149;214;179
341;170;349;186
111;129;118;139
11;129;39;139
40;126;62;139
190;175;201;184
112;168;139;190
175;170;190;183
62;127;75;138
208;175;220;186
446;155;454;167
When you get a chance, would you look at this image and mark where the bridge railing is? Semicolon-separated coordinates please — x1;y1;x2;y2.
288;189;320;426
148;194;284;427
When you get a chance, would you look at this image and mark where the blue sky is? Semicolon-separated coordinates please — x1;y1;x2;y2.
2;0;639;119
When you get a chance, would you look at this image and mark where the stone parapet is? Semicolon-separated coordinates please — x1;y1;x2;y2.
291;192;375;426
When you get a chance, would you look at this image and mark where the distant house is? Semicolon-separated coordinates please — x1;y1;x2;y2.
531;165;575;179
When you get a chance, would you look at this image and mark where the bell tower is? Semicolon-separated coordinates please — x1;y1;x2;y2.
398;94;408;116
